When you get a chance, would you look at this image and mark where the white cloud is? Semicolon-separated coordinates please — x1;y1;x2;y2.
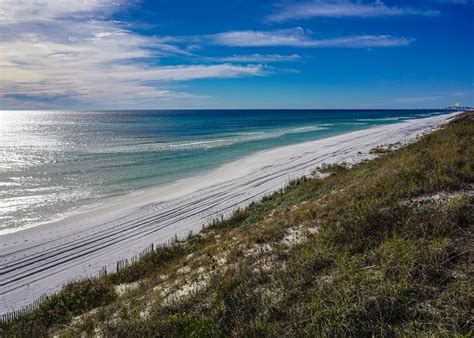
267;0;439;22
209;28;413;48
206;54;302;63
0;0;265;107
128;64;265;81
0;0;115;22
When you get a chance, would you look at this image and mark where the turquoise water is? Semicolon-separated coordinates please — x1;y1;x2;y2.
0;109;449;233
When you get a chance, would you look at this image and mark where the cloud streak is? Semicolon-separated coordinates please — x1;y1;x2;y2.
0;0;265;107
0;1;422;108
267;0;439;22
208;28;413;48
205;54;302;63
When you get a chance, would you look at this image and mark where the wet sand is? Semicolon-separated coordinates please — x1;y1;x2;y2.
0;112;459;314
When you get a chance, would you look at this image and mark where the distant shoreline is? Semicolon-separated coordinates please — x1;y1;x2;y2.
0;109;454;235
0;111;461;314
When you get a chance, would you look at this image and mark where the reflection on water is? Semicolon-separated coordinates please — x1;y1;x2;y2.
0;109;446;233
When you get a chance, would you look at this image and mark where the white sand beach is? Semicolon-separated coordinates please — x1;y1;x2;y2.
0;112;460;314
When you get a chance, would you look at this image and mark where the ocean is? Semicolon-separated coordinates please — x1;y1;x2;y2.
0;109;450;234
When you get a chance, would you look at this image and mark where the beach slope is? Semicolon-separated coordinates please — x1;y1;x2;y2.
0;112;460;314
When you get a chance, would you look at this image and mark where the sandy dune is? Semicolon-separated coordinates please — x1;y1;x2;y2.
0;112;459;314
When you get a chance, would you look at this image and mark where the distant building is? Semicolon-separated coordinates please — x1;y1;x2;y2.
444;104;472;111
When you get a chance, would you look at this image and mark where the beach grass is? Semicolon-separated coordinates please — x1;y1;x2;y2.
1;112;472;337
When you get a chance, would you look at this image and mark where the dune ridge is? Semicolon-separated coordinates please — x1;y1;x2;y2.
0;112;459;314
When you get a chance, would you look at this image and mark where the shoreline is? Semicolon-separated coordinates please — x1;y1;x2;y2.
0;111;450;237
0;119;353;236
0;111;460;314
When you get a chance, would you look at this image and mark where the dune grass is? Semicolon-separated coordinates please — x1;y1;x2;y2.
1;112;472;337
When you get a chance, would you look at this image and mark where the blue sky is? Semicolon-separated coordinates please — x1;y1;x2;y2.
1;0;473;109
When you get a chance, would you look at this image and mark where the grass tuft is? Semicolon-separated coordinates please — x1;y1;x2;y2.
2;112;472;337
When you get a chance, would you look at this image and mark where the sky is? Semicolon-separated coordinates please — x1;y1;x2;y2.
0;0;473;109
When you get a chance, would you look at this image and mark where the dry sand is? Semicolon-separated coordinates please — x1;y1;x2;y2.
0;112;459;314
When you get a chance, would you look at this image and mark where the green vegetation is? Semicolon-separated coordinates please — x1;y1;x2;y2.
1;113;472;337
368;142;401;155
